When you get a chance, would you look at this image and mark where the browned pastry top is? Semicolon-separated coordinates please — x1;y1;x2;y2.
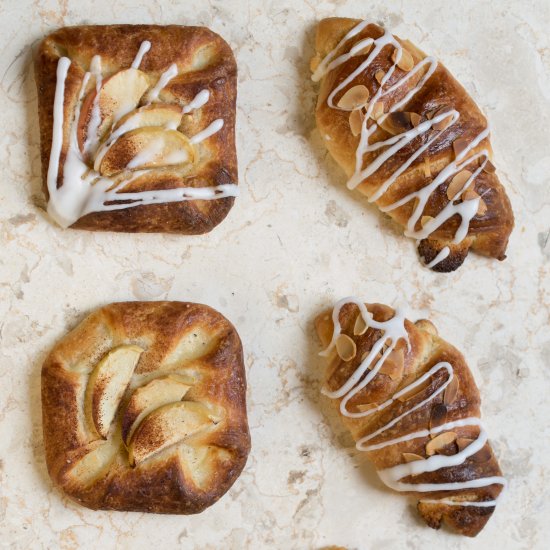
316;301;504;536
41;301;250;514
312;18;514;271
35;25;238;234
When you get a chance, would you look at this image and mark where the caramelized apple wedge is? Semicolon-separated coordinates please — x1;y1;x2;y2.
98;127;195;176
84;345;143;439
128;401;217;466
78;68;150;153
121;376;191;446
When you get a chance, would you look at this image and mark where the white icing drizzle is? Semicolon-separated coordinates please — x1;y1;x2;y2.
131;40;151;69
82;55;103;156
320;297;506;508
46;45;235;228
145;63;178;104
425;246;450;269
190;119;224;144
314;23;491;268
182;89;210;114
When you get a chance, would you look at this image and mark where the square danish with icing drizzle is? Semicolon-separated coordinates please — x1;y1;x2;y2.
311;18;514;271
41;302;250;513
35;25;238;233
315;299;505;536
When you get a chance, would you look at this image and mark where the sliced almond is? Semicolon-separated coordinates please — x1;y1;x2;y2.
375;70;385;84
456;437;474;452
335;334;357;362
353;313;368;336
462;188;480;201
402;452;424;463
443;376;459;405
425;109;437;120
380;112;413;136
396;378;432;402
421;215;434;228
410;112;422;127
349;109;365;137
483;160;496;173
446;170;473;200
337;85;370;110
452;138;469;159
433;113;453;131
429;404;448;435
391;47;414;71
422;160;431;178
477;198;487;216
379;348;405;381
426;432;457;456
372;101;385;120
354;42;373;56
356;402;378;413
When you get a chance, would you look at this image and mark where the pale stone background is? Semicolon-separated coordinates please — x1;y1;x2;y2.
0;0;548;548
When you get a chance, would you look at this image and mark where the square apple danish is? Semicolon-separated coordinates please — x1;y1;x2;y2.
35;25;238;233
41;302;250;513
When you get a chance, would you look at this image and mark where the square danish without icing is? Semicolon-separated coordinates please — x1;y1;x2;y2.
35;25;238;233
41;302;250;513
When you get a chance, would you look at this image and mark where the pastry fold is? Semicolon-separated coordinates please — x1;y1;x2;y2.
312;18;514;271
315;299;505;536
42;301;250;514
35;25;238;233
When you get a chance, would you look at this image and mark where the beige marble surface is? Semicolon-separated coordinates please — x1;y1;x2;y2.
0;0;549;548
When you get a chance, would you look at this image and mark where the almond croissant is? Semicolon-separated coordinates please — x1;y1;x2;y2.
311;18;514;271
315;298;505;536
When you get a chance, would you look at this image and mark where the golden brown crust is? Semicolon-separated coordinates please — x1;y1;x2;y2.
315;302;503;536
42;301;250;514
312;18;514;271
35;25;237;234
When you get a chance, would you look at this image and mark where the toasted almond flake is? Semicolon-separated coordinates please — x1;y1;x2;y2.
349;109;365;136
410;112;422;127
426;432;457;456
354;43;373;56
391;47;414;71
429;404;448;435
353;313;368;335
456;437;474;452
337;85;370;110
444;376;459;405
425;109;436;120
422;160;431;178
372;101;385;120
421;215;434;228
477;198;487;216
433;114;453;131
335;334;357;362
447;170;473;200
396;378;432;402
375;70;385;84
452;138;469;159
380;112;413;135
402;452;424;463
462;188;480;202
379;349;405;380
357;402;378;412
483;160;496;173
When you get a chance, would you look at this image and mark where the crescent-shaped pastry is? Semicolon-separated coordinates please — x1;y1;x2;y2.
315;298;505;536
35;25;238;233
311;18;514;271
41;301;250;513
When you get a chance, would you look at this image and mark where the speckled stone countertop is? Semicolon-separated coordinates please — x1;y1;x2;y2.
0;1;549;548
